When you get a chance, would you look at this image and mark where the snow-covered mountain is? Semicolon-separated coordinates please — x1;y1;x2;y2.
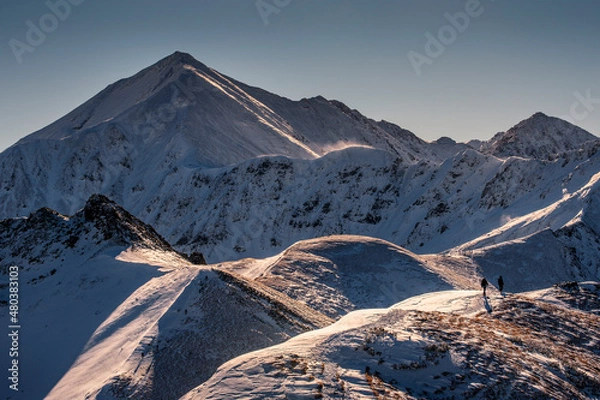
1;51;599;269
0;51;438;219
0;194;179;268
0;195;192;399
2;51;600;399
478;112;598;159
133;135;598;267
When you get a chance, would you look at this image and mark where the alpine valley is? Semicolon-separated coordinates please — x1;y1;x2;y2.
1;52;599;400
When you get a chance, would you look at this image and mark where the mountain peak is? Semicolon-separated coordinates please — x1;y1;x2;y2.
530;111;549;119
482;113;597;159
81;194;174;250
167;50;196;61
434;136;457;145
27;206;66;227
517;111;561;128
156;50;209;71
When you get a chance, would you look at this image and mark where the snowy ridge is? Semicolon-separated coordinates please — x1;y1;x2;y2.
0;194;197;399
0;192;598;398
46;261;198;400
0;198;333;399
214;269;335;329
184;283;600;399
0;194;184;270
223;235;458;319
457;159;600;290
56;266;333;400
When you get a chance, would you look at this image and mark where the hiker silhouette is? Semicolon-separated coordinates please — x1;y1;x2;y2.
498;276;504;294
481;278;488;297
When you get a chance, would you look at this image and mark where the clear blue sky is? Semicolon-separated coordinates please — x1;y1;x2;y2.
1;0;599;152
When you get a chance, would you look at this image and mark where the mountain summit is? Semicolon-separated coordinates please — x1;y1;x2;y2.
481;112;597;159
13;51;435;169
0;51;438;219
16;51;320;166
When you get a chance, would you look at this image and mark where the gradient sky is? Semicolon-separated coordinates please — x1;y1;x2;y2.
1;0;599;152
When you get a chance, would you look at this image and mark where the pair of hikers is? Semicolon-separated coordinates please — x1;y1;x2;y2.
481;276;503;297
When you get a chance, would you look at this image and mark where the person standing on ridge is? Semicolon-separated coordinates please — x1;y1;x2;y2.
498;275;504;294
481;278;488;297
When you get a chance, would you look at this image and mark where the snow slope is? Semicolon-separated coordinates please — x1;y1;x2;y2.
0;196;333;400
221;235;458;319
457;156;600;291
46;255;197;400
184;283;600;399
0;196;192;400
48;265;333;400
0;251;184;400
